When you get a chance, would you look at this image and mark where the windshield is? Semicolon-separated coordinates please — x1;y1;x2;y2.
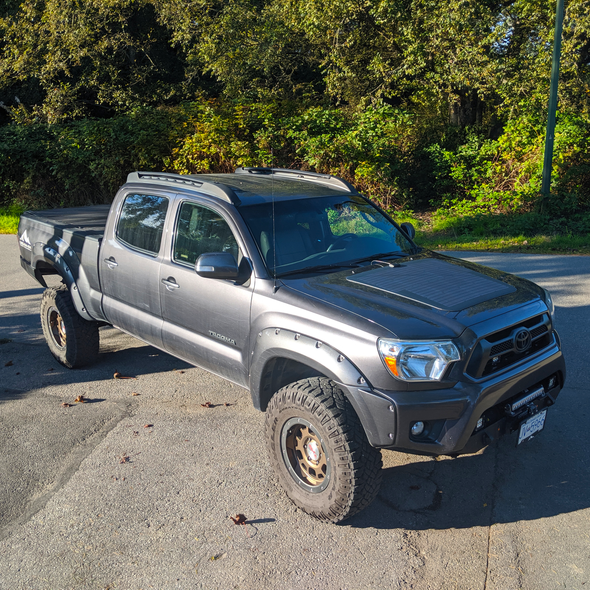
238;195;417;277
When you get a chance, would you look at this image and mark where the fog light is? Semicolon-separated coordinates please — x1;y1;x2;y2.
548;376;556;390
411;421;425;437
476;418;484;431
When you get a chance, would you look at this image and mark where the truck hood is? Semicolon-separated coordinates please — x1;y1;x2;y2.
281;252;545;340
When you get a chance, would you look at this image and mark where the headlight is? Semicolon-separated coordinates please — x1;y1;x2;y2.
542;287;555;321
378;339;460;382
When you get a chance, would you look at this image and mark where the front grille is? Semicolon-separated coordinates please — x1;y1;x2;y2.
466;313;553;378
490;340;514;355
531;325;548;338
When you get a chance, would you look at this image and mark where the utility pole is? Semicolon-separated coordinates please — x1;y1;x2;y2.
541;0;565;196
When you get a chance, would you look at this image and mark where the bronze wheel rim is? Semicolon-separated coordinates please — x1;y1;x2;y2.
48;307;66;349
281;417;331;493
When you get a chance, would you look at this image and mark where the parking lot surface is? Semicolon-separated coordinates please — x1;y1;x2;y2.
1;234;588;590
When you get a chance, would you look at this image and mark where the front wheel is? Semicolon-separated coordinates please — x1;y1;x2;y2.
265;377;383;523
40;286;99;368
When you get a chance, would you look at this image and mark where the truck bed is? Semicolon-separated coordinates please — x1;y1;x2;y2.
22;205;111;240
19;205;112;322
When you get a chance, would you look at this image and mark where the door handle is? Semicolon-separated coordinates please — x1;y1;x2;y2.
162;277;180;291
104;257;118;269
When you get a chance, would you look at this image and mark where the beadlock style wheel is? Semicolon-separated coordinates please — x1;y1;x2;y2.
47;306;67;349
281;417;331;493
266;377;383;523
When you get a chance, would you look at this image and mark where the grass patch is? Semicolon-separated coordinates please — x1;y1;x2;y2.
393;210;590;255
0;205;24;234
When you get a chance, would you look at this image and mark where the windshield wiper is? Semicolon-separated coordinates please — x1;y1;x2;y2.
276;262;360;278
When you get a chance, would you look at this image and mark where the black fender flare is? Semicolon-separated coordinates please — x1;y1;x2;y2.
31;243;94;322
250;328;393;447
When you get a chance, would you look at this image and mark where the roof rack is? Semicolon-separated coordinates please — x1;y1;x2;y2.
126;172;240;205
234;167;356;193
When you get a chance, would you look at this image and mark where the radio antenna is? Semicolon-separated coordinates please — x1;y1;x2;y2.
271;149;278;293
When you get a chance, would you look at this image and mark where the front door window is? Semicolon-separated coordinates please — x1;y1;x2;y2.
173;202;239;266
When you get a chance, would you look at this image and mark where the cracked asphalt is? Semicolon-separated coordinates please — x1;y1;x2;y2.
0;234;589;589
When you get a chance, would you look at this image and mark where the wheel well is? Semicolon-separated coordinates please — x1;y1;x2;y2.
34;261;60;288
257;357;325;411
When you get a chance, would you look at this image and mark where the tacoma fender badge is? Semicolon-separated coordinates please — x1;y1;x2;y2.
209;330;237;346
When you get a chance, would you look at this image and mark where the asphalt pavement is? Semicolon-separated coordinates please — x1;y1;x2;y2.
0;235;588;590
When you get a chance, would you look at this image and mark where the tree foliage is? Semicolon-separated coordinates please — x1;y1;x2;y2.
0;0;193;121
2;0;588;119
0;0;589;215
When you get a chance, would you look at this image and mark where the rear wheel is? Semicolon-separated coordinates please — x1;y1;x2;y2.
40;286;99;368
265;377;383;523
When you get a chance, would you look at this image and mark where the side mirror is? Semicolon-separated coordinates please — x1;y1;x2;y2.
196;252;239;280
400;222;416;240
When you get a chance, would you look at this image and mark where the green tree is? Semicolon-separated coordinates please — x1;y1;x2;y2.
155;0;322;100
0;0;190;121
286;0;590;125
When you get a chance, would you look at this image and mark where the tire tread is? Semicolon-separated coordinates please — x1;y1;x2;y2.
266;377;383;523
40;286;99;368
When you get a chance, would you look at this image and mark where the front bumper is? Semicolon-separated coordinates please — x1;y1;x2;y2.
343;342;565;455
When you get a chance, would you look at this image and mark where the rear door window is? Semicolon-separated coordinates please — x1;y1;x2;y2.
116;194;169;255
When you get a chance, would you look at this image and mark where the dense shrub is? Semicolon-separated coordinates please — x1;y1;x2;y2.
170;101;417;209
0;99;588;218
426;114;590;216
0;107;182;208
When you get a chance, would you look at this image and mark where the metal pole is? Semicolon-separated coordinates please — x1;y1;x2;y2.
541;0;565;195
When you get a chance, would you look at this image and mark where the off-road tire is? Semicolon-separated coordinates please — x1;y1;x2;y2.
40;286;99;368
266;377;383;523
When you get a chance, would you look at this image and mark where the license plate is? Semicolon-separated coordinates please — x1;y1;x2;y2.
517;410;547;445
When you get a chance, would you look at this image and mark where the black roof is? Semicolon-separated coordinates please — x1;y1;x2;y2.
126;168;358;206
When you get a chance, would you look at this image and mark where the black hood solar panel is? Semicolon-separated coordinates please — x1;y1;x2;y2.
347;258;516;312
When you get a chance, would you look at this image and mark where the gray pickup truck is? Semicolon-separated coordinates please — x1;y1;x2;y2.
17;168;565;522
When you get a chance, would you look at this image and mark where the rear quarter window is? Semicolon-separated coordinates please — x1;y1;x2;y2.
116;194;169;255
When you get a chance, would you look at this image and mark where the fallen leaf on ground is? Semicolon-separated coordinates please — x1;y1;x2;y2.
224;402;233;407
4;360;13;367
144;424;153;428
230;514;247;525
131;392;140;396
201;401;213;408
61;402;72;408
210;553;227;561
119;454;130;464
132;431;139;436
74;395;87;403
173;369;185;374
114;371;135;379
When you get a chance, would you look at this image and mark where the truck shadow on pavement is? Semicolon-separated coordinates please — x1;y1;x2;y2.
0;287;44;301
348;409;588;530
0;330;193;398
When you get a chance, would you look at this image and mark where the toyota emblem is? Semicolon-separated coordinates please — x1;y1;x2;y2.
514;328;532;352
